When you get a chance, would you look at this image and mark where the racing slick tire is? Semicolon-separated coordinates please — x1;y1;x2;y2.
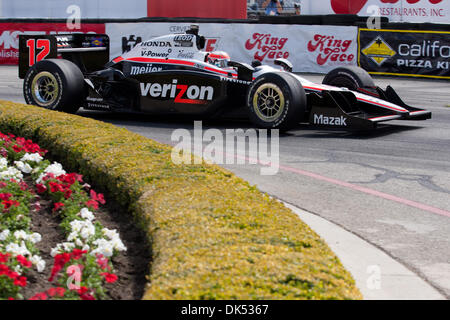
322;66;375;91
246;72;306;130
23;59;85;114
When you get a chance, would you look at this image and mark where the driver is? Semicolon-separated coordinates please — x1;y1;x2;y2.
206;51;230;68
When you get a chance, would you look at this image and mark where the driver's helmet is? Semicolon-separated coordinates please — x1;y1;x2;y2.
207;51;230;68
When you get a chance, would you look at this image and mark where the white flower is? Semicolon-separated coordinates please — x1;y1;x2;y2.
30;255;46;272
21;153;43;163
0;229;10;241
13;230;28;240
0;157;8;170
102;228;119;240
62;242;75;252
36;162;66;183
6;242;31;257
68;231;79;242
29;233;42;244
80;208;95;221
91;239;114;257
0;167;23;181
80;224;95;240
14;161;33;174
111;237;127;252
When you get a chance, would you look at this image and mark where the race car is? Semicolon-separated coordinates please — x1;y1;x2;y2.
18;25;431;131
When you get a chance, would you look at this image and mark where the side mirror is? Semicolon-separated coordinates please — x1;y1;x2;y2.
274;58;293;72
228;61;255;81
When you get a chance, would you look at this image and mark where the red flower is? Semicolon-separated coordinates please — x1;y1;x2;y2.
29;292;48;300
0;193;12;201
47;287;66;298
0;182;7;188
8;297;14;300
12;145;23;153
96;254;110;270
64;189;72;199
16;255;32;268
71;249;87;260
79;293;96;300
53;202;65;212
86;200;98;210
2;200;20;210
49;182;64;193
13;276;27;287
90;190;106;205
49;253;71;282
7;270;19;279
35;183;47;193
77;286;89;295
0;263;10;275
101;272;118;284
0;252;11;263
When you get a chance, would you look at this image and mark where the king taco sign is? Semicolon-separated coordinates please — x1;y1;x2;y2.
244;33;290;62
307;34;355;66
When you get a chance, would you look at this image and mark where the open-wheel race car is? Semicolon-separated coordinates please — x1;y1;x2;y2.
18;25;431;131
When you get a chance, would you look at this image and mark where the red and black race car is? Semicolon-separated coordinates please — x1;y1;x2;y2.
18;25;431;131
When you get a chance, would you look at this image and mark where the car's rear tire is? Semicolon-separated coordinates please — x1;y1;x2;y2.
322;66;375;90
246;72;306;130
23;59;85;113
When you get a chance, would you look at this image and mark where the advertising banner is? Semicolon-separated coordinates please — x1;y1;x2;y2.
291;0;450;24
107;22;358;73
359;28;450;79
0;23;105;65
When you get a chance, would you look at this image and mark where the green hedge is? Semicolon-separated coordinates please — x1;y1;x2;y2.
0;100;362;300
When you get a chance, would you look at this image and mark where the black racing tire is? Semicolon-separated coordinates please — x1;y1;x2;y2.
23;59;85;113
246;72;306;130
322;66;375;91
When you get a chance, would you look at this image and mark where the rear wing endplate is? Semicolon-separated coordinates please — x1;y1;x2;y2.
18;33;109;79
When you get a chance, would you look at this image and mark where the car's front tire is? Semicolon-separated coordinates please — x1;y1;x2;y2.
246;72;306;130
322;66;375;90
23;59;85;113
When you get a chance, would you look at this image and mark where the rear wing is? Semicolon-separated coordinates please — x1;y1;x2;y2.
18;33;110;79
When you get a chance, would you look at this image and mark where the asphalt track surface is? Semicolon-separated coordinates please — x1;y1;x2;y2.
1;66;449;298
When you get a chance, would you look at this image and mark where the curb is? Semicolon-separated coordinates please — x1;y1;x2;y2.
283;202;446;300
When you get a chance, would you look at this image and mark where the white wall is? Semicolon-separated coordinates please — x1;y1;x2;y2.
1;0;148;19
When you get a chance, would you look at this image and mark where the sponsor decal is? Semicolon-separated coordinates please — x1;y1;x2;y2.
359;29;450;78
140;40;172;47
140;79;214;104
177;50;195;59
140;50;170;58
122;35;142;53
91;37;104;47
0;23;104;65
313;114;348;126
244;33;289;62
307;35;354;66
130;63;163;75
362;36;396;66
174;34;194;42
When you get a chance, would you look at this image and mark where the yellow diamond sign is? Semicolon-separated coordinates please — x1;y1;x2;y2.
362;36;396;66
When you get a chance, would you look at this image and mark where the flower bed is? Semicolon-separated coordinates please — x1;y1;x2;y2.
0;101;362;300
0;132;126;300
